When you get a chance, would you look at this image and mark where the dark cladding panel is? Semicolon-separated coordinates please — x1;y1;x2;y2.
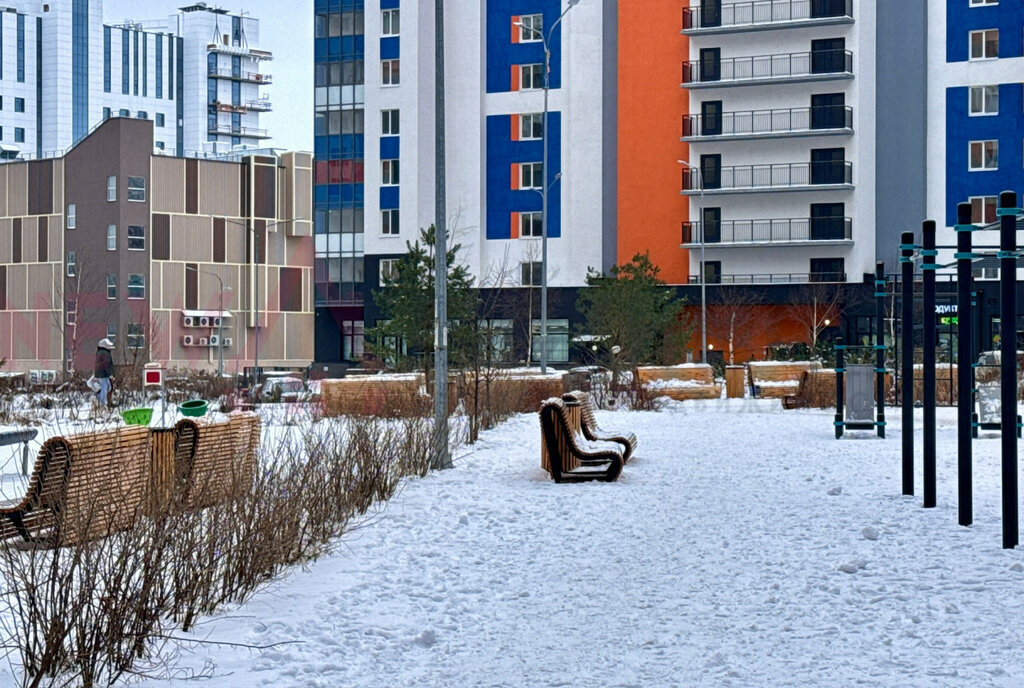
185;262;197;311
254;164;275;219
213;217;225;263
185;158;198;214
37;217;47;262
12;219;21;264
0;266;6;310
27;160;53;216
152;213;170;261
279;267;302;312
255;219;267;263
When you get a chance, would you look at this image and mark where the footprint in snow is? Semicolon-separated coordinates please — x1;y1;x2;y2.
862;526;880;541
413;629;437;648
828;486;843;496
839;559;868;574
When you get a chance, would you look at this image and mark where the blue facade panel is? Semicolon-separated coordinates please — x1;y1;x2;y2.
380;186;400;210
380;136;399;159
485;0;562;94
944;84;1024;225
380;37;399;60
381;0;400;8
72;0;89;142
485;113;561;240
946;1;1024;63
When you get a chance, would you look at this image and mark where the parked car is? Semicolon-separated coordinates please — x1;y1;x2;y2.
251;376;310;403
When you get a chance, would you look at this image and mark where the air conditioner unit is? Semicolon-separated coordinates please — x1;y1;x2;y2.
223;337;233;347
212;317;222;328
183;316;195;327
199;337;209;346
41;370;56;383
182;335;194;346
209;335;220;346
199;316;211;327
29;370;40;384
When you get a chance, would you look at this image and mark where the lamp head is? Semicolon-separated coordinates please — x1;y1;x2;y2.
568;0;581;6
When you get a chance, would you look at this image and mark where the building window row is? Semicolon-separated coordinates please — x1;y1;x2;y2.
103;273;145;301
315;11;365;38
969;29;998;60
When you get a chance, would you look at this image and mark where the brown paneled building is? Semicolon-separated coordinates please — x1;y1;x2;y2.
0;117;314;376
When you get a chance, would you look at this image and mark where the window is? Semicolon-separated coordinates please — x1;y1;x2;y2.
107;274;117;299
970;195;998;224
970;29;998;59
531;319;569;363
521;113;543;140
103;106;111;119
155;113;165;127
969;140;998;170
126;323;144;350
66;299;76;326
67;204;76;229
14;128;23;143
342;320;365;361
14;98;24;112
127;225;145;250
382;208;400;235
107;323;117;340
66;251;77;277
127;274;145;299
521;261;543;286
481;319;513;362
137;111;147;119
382;109;399;135
119;108;129;117
970;85;999;115
521;211;543;237
521;162;543;189
107;224;117;251
379;258;399;286
969;0;998;5
382;59;400;85
518;14;543;42
521;64;544;90
107;176;117;201
382;159;399;185
127;176;146;201
810;258;845;282
382;8;399;35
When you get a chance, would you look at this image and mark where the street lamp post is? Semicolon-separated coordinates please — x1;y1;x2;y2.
515;0;580;374
186;265;231;377
679;159;707;364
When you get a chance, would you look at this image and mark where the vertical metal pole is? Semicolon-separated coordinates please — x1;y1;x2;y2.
835;337;844;439
252;218;260;387
875;262;886;438
955;201;974;526
432;0;451;470
901;231;915;495
540;36;550;375
998;190;1018;548
922;220;937;508
218;275;225;378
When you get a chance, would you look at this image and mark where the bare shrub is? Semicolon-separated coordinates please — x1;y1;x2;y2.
0;413;434;687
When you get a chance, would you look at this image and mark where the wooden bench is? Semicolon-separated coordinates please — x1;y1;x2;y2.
562;391;637;463
748;361;822;399
0;425;152;546
539;398;623;483
637;365;719;400
181;412;261;510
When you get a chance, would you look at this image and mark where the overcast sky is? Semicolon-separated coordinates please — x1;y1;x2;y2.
103;0;313;152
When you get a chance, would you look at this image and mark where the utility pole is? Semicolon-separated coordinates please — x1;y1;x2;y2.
432;0;451;470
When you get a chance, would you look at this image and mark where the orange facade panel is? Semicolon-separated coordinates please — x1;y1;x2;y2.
617;1;689;284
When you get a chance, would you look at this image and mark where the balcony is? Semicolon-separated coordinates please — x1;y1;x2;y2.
208;43;273;60
682;105;852;141
208;66;273;84
681;217;852;247
681;50;853;88
681;161;853;195
682;0;854;35
212;98;273;113
687;272;847;284
208;124;270;139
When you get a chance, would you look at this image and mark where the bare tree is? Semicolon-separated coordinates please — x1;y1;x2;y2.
787;282;843;353
705;287;776;365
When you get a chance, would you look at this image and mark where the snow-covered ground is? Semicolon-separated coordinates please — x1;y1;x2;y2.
27;399;1003;687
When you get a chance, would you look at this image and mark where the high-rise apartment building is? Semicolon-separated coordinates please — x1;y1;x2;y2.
0;1;271;159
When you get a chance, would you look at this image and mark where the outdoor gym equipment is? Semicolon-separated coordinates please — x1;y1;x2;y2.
834;262;887;439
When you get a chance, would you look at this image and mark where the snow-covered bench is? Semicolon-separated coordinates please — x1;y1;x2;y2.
562;391;636;463
539;398;623;483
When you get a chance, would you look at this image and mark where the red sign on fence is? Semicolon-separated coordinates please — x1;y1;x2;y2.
143;363;163;387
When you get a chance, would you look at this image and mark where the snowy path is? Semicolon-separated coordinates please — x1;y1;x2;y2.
115;401;1024;687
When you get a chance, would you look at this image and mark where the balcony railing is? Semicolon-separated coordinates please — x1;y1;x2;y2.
682;50;853;86
208;66;273;84
682;0;853;32
681;161;853;193
208;124;270;139
681;217;852;245
687;272;847;284
208;43;273;60
682;105;852;140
